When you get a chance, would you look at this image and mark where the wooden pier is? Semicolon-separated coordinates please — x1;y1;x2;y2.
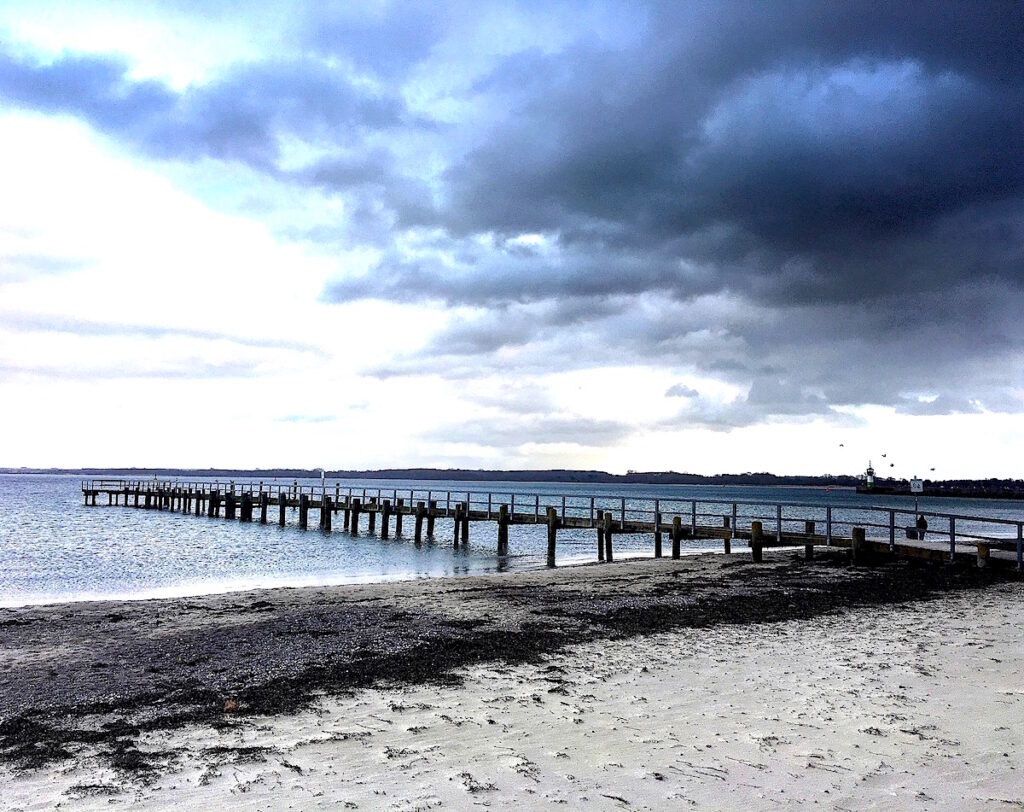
81;479;1024;571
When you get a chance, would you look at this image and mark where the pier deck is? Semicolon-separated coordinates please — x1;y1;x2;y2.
81;478;1024;571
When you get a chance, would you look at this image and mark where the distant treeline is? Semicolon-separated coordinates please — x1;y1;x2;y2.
4;466;1021;493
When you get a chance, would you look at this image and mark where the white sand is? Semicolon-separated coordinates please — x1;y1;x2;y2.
3;582;1023;810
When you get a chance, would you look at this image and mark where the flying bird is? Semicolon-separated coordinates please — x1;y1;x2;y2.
839;443;844;447
881;453;887;458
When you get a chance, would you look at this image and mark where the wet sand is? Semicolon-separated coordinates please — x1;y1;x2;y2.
1;550;1021;808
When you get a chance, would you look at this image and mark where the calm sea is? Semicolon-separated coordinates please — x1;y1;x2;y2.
1;474;1021;607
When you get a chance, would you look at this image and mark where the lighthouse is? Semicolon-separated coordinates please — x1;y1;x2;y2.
865;461;875;490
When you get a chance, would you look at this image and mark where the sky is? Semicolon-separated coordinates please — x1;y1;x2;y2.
0;1;1022;478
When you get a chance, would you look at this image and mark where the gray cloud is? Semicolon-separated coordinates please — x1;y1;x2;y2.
423;414;633;449
0;252;91;285
1;312;326;356
0;45;420;177
0;359;258;382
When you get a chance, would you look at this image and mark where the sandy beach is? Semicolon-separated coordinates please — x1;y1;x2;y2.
1;550;1022;809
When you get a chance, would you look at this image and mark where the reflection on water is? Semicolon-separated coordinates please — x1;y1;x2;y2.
1;474;1020;607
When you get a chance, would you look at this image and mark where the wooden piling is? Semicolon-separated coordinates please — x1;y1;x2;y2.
461;502;470;543
597;522;605;561
299;493;309;530
350;498;361;534
546;506;558;567
414;501;425;542
395;498;404;536
208;490;218;518
225;492;237;521
367;499;377;535
381;499;391;539
427;501;436;537
259;492;268;524
804;520;815;559
751;520;763;563
278;493;286;526
240;493;253;522
498;504;509;554
654;511;662;558
672;516;682;559
603;511;614;562
343;500;351;530
723;515;732;554
323;496;332;532
453;502;463;547
851;526;867;565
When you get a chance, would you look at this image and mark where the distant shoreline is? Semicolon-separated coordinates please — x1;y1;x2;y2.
3;466;1022;498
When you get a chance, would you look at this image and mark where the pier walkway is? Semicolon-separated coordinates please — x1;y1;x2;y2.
81;478;1024;571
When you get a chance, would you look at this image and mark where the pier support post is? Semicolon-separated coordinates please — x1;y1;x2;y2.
259;493;268;524
414;501;425;542
367;499;377;535
123;486;130;508
225;492;237;521
322;496;332;532
381;499;391;539
672;516;682;559
427;501;436;538
804;520;815;560
461;502;470;544
208;490;218;518
851;526;867;565
195;491;203;516
240;493;253;522
603;511;614;562
278;494;286;526
144;491;152;510
134;489;140;508
343;499;351;531
350;498;361;534
395;499;404;536
654;511;663;558
751;521;764;563
723;516;732;554
597;522;605;561
498;504;509;554
546;506;558;567
453;502;463;547
299;494;309;530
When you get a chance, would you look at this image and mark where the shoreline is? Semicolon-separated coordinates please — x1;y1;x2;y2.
2;550;1016;782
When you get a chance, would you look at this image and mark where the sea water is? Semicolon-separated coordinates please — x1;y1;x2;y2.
1;473;1020;607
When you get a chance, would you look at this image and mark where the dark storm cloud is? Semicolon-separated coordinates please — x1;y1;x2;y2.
3;2;1022;429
